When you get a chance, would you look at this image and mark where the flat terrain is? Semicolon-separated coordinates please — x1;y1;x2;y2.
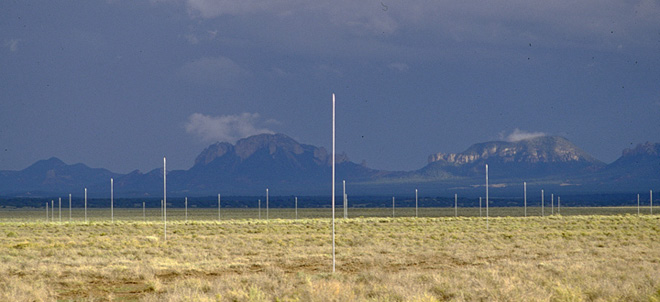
1;208;659;301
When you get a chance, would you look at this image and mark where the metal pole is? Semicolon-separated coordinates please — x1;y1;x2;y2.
345;194;348;219
331;93;336;273
266;188;269;221
84;188;87;223
541;189;544;217
415;189;418;218
343;180;347;219
558;196;561;214
454;193;457;218
164;157;167;241
59;197;61;223
486;164;489;230
295;197;298;220
69;194;71;222
258;199;261;219
392;196;395;217
524;182;527;217
551;193;554;215
111;178;114;223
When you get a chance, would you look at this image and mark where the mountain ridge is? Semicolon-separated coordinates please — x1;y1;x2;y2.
0;134;657;197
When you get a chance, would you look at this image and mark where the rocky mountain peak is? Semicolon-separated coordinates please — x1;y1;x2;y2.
192;133;350;167
194;142;234;166
234;133;304;160
428;136;601;165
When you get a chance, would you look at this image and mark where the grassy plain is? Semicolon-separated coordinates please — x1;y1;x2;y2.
1;208;659;301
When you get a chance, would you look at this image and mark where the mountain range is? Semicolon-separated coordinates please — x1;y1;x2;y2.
0;133;658;198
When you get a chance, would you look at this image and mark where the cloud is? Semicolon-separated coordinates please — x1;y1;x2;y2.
169;0;660;58
185;113;275;143
502;128;547;142
4;39;19;52
180;56;249;86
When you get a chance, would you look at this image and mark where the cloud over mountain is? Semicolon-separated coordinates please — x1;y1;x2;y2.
184;113;275;143
503;129;547;142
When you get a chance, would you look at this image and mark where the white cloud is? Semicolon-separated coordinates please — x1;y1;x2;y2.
502;128;547;142
180;56;249;85
184;113;275;143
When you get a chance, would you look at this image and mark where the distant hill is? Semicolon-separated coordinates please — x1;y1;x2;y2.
0;134;657;198
169;133;388;194
596;142;660;187
417;136;605;179
0;157;120;197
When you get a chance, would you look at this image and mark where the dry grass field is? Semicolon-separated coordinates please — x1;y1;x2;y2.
1;208;659;301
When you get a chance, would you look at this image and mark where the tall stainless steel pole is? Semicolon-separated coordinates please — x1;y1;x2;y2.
524;182;527;217
415;189;418;218
343;180;346;219
111;178;114;223
551;193;554;215
392;196;395;217
164;157;167;241
486;164;489;230
541;189;544;217
331;93;336;273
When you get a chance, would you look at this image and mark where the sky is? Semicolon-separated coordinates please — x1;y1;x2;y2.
1;0;659;174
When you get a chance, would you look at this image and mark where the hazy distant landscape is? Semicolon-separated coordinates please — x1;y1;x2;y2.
0;134;658;200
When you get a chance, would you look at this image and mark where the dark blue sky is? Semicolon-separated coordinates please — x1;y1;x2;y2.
2;0;659;173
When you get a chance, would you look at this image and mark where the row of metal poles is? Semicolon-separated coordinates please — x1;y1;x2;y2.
42;188;655;222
